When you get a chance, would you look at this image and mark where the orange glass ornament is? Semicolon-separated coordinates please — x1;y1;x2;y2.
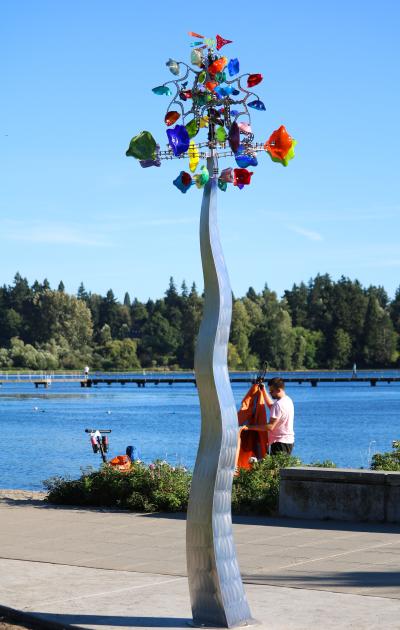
208;57;228;75
205;80;218;91
264;125;293;160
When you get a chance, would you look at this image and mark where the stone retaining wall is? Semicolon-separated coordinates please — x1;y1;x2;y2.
279;467;400;523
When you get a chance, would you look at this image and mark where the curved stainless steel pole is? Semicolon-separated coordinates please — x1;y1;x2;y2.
186;156;253;628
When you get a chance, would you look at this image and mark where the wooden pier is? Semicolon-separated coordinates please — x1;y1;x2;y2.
1;374;400;388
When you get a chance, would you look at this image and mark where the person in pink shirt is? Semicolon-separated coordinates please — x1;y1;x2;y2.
242;377;295;455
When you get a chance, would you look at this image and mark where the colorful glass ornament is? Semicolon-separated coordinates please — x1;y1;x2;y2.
248;99;266;111
203;38;215;48
152;85;172;96
264;125;296;166
214;71;226;84
190;41;204;47
188;31;204;38
188;141;199;172
205;80;218;91
180;89;192;100
228;121;240;153
235;145;258;168
194;165;209;189
140;155;161;168
191;49;203;67
126;131;157;161
247;73;263;87
173;171;192;193
215;126;227;143
165;111;180;126
238;122;252;134
214;85;235;98
208;57;228;75
219;167;234;183
167;125;190;156
185;118;199;138
198;71;206;83
216;35;233;50
166;59;180;76
234;168;253;188
218;179;227;191
227;58;239;76
199;115;209;128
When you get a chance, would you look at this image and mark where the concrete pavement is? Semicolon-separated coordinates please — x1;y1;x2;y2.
0;491;400;629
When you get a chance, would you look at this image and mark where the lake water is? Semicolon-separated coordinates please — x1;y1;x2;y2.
1;371;400;490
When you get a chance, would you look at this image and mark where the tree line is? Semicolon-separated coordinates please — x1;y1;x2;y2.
0;272;399;371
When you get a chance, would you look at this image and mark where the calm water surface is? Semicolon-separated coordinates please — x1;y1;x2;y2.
1;371;399;490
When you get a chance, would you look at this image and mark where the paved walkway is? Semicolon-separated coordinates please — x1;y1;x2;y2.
0;492;399;629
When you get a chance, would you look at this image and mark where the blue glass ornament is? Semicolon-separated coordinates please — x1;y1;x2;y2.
214;85;235;98
235;145;258;168
248;99;266;111
152;85;172;96
230;110;239;117
166;125;190;156
232;89;240;95
228;58;240;76
173;171;192;193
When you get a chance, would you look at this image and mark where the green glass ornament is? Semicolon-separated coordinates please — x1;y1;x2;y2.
126;131;157;161
214;71;226;84
198;71;206;84
218;179;227;191
215;126;227;143
185;118;199;138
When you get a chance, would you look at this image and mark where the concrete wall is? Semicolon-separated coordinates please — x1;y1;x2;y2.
279;467;400;523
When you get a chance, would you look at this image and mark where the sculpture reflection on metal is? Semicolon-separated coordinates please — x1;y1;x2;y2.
125;32;296;628
186;155;253;627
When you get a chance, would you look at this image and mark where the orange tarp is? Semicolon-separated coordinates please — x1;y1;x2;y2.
236;383;269;469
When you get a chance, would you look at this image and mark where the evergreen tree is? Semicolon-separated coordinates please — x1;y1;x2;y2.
123;292;131;308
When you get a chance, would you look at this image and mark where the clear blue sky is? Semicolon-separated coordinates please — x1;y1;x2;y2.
1;0;400;302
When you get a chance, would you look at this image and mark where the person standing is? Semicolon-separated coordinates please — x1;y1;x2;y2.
266;377;295;455
241;376;295;455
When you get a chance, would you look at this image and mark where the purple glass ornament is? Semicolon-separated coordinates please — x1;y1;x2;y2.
228;121;240;153
219;167;234;183
167;125;190;156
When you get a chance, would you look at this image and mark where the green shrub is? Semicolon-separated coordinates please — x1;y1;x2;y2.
371;441;400;471
45;453;302;516
232;453;302;515
44;461;191;512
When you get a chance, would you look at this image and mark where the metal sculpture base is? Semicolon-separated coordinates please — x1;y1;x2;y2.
186;157;254;629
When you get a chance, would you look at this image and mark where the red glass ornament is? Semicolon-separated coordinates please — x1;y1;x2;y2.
165;111;180;126
216;35;233;50
205;80;218;91
247;73;263;87
181;171;192;186
180;89;192;100
234;168;253;187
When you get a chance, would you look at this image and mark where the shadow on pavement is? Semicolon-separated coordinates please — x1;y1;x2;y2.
243;568;400;589
30;613;191;628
